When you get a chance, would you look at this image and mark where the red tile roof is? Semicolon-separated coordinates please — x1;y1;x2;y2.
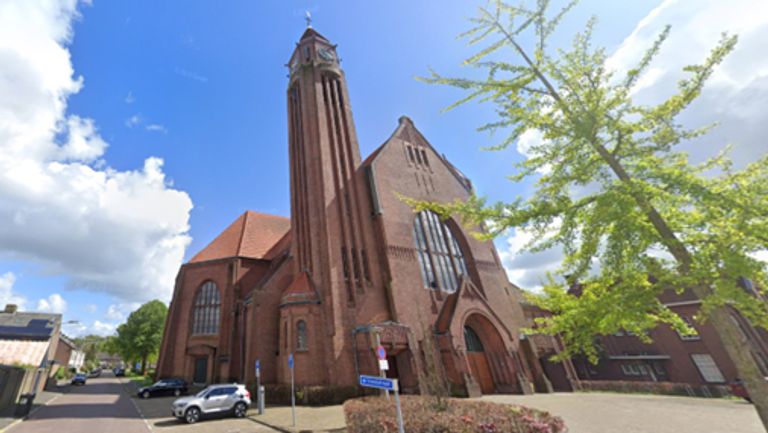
189;211;290;263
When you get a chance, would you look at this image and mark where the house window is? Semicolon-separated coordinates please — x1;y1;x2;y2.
677;316;700;341
192;281;221;335
421;150;430;167
412;210;469;293
296;320;308;351
621;363;642;376
691;354;726;383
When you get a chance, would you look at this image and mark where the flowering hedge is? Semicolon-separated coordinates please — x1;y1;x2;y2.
344;396;567;433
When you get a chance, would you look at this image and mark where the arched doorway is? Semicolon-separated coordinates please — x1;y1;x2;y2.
463;313;513;394
464;325;494;393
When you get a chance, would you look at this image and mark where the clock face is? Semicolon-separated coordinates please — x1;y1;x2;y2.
318;48;335;62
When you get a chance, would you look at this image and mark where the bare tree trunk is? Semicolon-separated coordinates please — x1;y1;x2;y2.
704;304;768;427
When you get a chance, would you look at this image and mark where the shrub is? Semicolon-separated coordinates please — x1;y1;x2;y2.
578;380;731;398
256;384;372;406
344;396;566;433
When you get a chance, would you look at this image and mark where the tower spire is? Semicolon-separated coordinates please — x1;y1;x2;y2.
305;10;312;28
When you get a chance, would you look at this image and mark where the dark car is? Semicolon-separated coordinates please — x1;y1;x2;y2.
71;373;87;386
139;379;188;399
88;368;102;378
114;368;125;377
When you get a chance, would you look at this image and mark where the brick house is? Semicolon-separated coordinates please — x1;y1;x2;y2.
157;26;536;398
522;283;768;393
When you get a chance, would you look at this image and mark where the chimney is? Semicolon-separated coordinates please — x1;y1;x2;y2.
4;304;18;314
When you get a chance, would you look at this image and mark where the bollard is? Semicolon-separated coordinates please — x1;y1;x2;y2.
258;385;265;415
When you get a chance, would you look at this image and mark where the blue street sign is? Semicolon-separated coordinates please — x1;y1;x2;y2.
255;359;260;374
359;375;398;391
288;353;294;369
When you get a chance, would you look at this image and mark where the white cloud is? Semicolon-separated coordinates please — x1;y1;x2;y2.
105;302;140;322
145;124;168;134
37;293;67;314
62;319;117;337
125;114;142;128
125;91;135;104
0;1;193;303
92;320;117;336
503;0;768;287
0;272;26;310
83;303;97;313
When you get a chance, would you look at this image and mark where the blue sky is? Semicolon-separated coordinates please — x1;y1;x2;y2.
2;0;765;336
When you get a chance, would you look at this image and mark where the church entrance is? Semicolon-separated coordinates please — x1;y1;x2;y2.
193;357;208;384
464;325;494;393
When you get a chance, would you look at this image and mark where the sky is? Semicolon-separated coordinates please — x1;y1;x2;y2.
1;0;766;337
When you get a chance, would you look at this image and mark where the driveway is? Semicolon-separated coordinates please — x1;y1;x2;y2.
6;375;149;433
479;392;764;433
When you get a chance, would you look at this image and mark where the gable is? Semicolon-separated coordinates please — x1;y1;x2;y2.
362;116;473;196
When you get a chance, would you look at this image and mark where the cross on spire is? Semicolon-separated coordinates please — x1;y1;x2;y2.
305;11;312;28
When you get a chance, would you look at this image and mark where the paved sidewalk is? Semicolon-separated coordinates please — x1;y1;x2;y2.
0;384;70;432
478;392;764;433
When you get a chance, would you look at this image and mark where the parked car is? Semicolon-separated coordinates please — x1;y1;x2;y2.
138;379;188;399
113;368;125;377
88;368;102;378
71;373;87;386
171;384;251;424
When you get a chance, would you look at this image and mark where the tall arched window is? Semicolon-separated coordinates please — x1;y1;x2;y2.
412;210;469;293
296;320;308;351
192;281;221;335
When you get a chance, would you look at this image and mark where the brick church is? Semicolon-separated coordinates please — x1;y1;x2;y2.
156;25;545;398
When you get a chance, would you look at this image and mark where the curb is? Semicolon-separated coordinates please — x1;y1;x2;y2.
247;415;346;433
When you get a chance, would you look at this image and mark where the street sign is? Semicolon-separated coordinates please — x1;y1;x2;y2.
379;359;389;371
255;359;261;377
376;345;387;360
359;375;399;391
288;353;294;369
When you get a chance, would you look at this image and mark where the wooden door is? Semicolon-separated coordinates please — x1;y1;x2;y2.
467;352;494;394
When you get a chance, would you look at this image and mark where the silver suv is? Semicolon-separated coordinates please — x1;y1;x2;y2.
171;384;251;424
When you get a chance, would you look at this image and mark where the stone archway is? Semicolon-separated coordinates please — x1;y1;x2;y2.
464;313;511;394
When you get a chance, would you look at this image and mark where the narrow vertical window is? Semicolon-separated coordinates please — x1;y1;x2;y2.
421;149;430;167
296;320;308;351
406;146;415;163
192;281;221;335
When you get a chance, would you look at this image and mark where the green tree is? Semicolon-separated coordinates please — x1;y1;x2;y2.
418;1;768;427
115;300;168;375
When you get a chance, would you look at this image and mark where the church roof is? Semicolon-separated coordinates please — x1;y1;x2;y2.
189;211;290;263
300;27;329;42
281;271;320;305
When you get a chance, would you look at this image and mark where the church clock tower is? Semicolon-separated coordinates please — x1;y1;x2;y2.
285;24;390;386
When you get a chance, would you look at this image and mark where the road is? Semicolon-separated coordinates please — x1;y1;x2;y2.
6;372;277;433
7;374;149;433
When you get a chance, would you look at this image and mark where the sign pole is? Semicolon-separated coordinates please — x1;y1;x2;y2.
393;387;405;433
255;359;263;415
289;353;296;427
